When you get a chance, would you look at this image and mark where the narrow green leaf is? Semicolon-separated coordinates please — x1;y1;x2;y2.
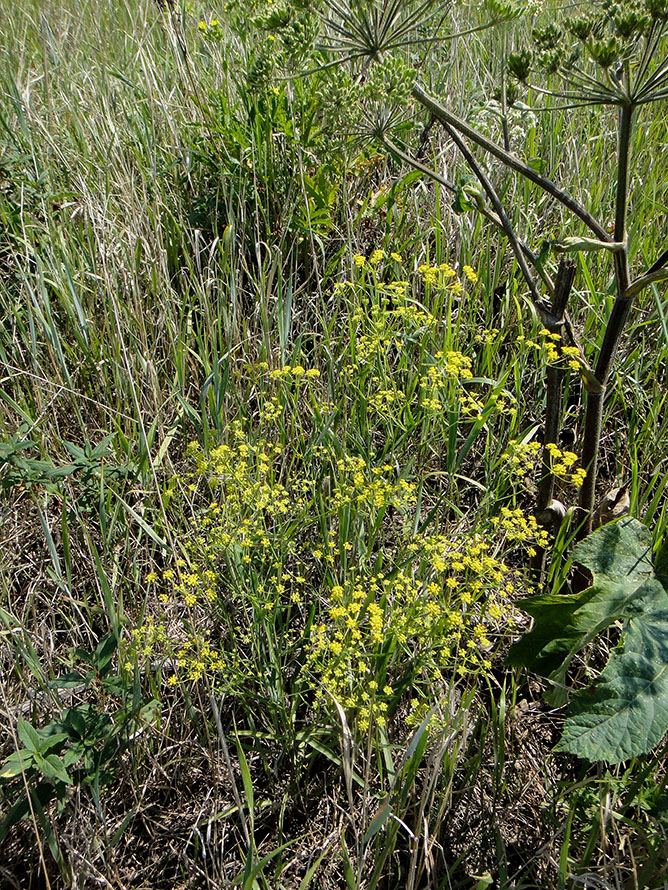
17;719;41;754
362;797;392;846
39;754;72;785
110;805;138;847
340;834;357;890
0;750;34;780
234;729;255;839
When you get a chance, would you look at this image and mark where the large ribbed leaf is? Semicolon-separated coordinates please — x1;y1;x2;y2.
557;611;668;762
508;518;668;763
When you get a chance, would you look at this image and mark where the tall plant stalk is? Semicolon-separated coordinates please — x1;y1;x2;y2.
386;77;639;530
284;0;668;537
577;101;634;537
401;76;654;532
532;257;577;578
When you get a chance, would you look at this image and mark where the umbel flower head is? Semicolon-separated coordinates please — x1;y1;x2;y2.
507;0;668;108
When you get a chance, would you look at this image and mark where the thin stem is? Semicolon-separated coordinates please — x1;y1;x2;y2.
379;133;554;292
210;693;252;847
411;81;612;242
500;28;510;152
441;123;544;307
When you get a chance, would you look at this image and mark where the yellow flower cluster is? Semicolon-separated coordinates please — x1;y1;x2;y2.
500;439;586;488
500;439;542;479
267;364;321;381
176;636;226;682
197;18;223;40
382;279;409;298
349;300;437;365
367;380;407;417
492;507;549;555
351;248;403;270
131;617;168;660
127;258;547;734
418;262;462;294
474;327;500;345
419;352;473;412
308;527;524;731
436;349;473;378
545;443;587;487
519;329;583;370
332;455;416;512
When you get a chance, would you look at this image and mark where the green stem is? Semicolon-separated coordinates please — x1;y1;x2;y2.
379;133;554;293
440;123;543;307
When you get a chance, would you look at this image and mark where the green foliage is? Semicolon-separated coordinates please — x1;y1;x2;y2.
0;433;135;496
133;262;537;747
507;49;533;82
509;518;668;763
1;0;667;883
0;634;156;843
518;0;668;88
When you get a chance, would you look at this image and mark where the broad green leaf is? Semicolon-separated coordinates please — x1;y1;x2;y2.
452;186;476;214
38;754;73;785
36;731;70;754
94;632;118;675
509;518;668;762
64;746;85;768
557;611;668;762
49;672;88;689
0;750;34;780
64;707;87;739
507;518;660;688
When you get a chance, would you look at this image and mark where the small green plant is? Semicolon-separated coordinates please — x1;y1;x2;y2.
0;633;157;846
508;517;668;763
0;433;134;496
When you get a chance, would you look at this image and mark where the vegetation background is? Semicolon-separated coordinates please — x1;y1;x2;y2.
1;0;668;887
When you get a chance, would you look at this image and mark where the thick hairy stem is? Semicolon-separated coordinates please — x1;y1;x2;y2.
411;81;612;242
577;103;634;538
531;257;577;582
